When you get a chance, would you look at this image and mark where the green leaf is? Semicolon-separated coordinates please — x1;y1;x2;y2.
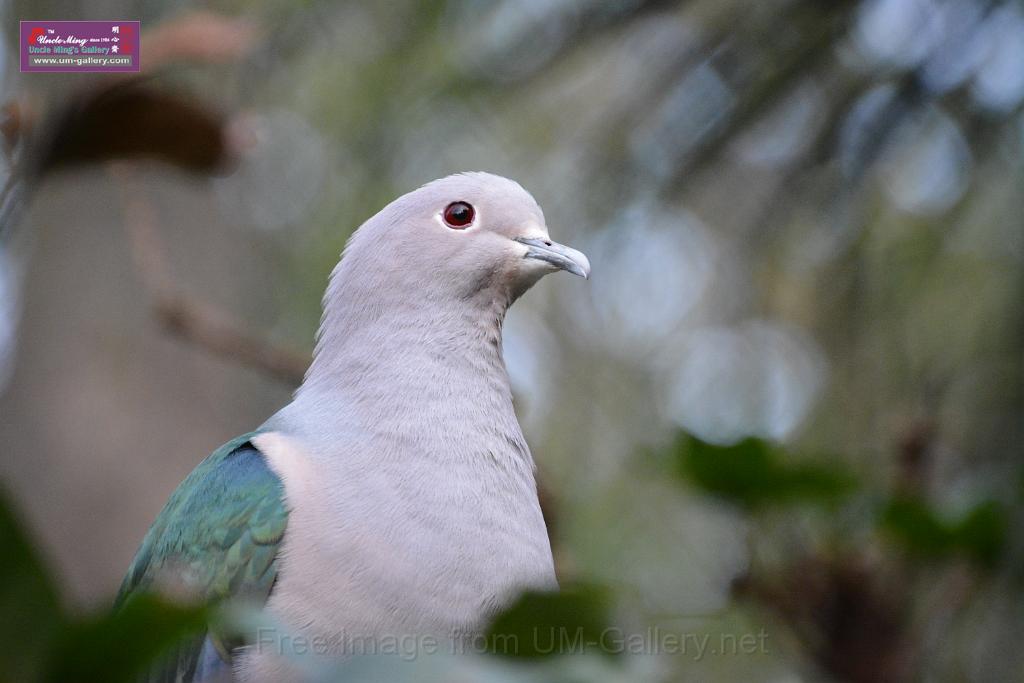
675;434;855;508
485;584;614;659
879;497;1008;569
0;488;65;683
879;497;955;557
955;501;1007;569
45;594;208;683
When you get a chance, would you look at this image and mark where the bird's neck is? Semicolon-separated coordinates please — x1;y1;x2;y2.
287;284;529;464
303;282;511;389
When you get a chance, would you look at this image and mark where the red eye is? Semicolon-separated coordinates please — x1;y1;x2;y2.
442;201;475;229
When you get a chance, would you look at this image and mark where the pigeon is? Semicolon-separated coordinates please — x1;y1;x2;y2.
118;172;591;681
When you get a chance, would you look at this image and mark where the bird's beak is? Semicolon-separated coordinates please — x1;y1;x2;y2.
514;237;591;279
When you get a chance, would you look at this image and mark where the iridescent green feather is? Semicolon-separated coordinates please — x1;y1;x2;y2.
117;432;289;681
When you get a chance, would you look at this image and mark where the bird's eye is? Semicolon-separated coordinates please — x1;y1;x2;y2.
442;201;475;229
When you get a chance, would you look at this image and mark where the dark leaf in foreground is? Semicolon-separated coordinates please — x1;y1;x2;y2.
46;594;208;683
485;584;614;659
0;488;64;682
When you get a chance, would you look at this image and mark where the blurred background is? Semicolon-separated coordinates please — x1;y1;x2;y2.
0;0;1022;681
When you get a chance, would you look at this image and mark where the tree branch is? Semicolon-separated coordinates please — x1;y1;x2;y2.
113;165;307;386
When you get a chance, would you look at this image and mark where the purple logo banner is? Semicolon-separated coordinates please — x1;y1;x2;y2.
20;21;140;73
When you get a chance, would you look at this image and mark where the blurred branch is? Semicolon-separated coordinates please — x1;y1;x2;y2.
575;0;859;199
0;97;38;245
151;295;307;387
734;554;914;683
663;0;861;191
113;167;307;386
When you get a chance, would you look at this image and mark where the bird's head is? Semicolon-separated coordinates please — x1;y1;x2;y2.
334;172;590;311
302;172;590;394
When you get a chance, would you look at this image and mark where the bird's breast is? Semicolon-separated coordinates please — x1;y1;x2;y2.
251;430;555;667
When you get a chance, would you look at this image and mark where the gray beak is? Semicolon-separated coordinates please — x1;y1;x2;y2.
514;237;591;279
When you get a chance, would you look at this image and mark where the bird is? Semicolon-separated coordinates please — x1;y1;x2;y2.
117;171;591;681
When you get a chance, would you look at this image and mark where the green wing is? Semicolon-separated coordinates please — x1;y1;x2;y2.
118;432;289;681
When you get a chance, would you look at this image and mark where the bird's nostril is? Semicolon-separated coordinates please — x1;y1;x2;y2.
543;240;552;247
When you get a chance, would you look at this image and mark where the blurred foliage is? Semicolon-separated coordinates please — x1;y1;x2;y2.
485;584;614;659
675;434;856;508
675;433;1010;569
46;595;208;683
0;489;208;683
880;496;1008;568
0;488;61;682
